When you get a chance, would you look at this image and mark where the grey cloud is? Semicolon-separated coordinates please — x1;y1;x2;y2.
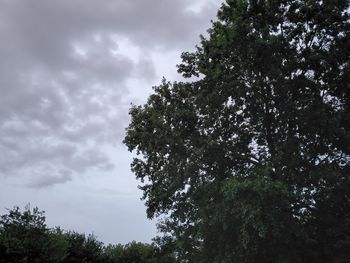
0;31;130;186
3;0;218;56
134;58;157;81
0;0;219;187
27;170;73;189
27;170;72;188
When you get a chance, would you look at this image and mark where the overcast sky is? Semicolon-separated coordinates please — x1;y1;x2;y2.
0;0;221;244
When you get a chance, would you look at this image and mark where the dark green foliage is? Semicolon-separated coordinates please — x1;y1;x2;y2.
0;205;59;263
200;177;301;263
104;242;156;263
102;241;175;263
124;0;350;262
303;172;350;263
0;206;175;263
62;232;104;263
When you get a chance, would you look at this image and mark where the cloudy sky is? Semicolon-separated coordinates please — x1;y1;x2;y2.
0;0;220;244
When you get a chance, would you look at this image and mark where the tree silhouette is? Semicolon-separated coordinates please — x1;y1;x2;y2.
124;0;350;261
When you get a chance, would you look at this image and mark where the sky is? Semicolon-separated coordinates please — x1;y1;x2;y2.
0;0;222;244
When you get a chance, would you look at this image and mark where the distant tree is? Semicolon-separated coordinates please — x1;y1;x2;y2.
121;241;156;263
47;228;69;263
103;243;125;263
124;0;350;262
103;241;175;263
62;232;104;263
0;206;174;263
0;205;66;263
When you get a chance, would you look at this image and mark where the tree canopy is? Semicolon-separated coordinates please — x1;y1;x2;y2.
124;0;350;262
0;206;175;263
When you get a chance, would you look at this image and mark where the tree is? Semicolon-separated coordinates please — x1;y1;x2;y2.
0;205;67;263
119;242;156;263
103;241;175;263
62;232;104;263
0;206;171;263
124;0;350;262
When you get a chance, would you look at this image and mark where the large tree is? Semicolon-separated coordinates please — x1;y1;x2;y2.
124;0;350;262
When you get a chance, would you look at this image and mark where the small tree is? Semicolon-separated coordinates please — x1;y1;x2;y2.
0;205;67;263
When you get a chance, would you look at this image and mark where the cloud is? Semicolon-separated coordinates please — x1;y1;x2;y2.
0;0;219;187
27;170;73;188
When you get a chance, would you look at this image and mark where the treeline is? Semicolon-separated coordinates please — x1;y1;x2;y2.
0;206;174;263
